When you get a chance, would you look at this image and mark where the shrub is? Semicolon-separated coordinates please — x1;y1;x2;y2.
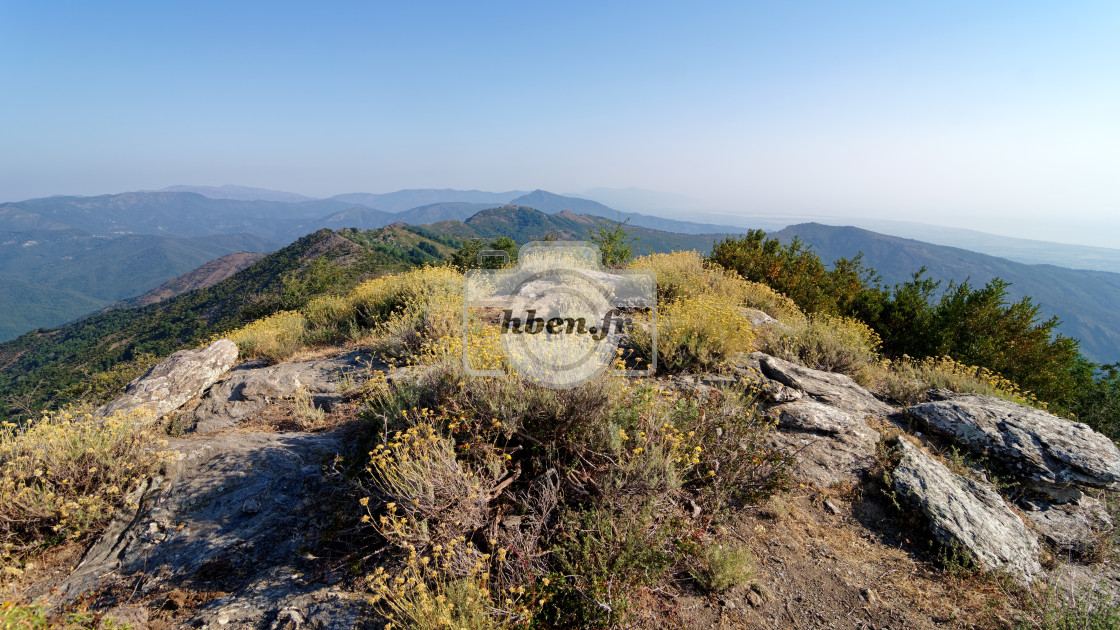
366;421;505;557
356;367;790;628
547;502;680;626
349;267;463;361
631;292;755;374
710;231;877;316
1027;586;1120;630
627;250;803;322
863;355;1043;408
227;310;309;363
589;218;637;267
367;547;535;630
0;408;172;572
450;237;517;270
759;313;882;377
690;542;755;593
303;294;356;330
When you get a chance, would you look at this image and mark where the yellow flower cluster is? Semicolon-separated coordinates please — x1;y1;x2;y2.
627;250;803;323
632;292;756;373
0;407;176;577
303;294;356;329
364;421;504;554
876;355;1044;408
226;266;468;364
366;538;534;630
760;311;883;377
227;310;309;362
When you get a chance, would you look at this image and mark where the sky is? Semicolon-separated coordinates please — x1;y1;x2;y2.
1;1;1118;247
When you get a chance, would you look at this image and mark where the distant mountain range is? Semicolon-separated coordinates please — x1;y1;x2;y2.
152;184;1120;273
773;223;1120;364
4;186;1120;364
330;189;527;213
0;190;739;342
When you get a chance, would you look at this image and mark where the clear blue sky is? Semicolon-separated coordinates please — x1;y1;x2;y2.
1;1;1118;246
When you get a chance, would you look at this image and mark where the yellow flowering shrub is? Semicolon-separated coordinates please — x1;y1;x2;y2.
349;267;464;362
631;292;755;373
760;313;882;377
226;310;309;362
866;355;1044;408
356;367;791;628
367;541;536;630
366;420;505;556
627;250;803;322
0;408;174;575
302;294;356;330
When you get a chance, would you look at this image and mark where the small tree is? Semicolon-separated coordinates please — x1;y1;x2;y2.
450;237;518;270
589;218;637;267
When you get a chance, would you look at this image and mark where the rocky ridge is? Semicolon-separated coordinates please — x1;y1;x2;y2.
30;338;1120;627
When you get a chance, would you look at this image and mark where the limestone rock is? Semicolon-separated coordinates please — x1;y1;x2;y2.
908;393;1120;493
892;438;1041;583
757;353;894;419
96;339;238;421
767;400;880;486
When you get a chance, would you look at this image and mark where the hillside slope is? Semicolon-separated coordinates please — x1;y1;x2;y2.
107;251;268;309
773;223;1120;363
425;205;732;254
0;230;277;341
0;228;446;420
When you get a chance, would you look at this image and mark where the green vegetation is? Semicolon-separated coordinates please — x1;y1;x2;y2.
1022;587;1120;630
711;229;1120;434
361;368;790;628
770;222;1120;365
0;230;277;341
3;216;1118;627
0;228;451;422
426;205;725;255
588;217;637;267
448;236;517;270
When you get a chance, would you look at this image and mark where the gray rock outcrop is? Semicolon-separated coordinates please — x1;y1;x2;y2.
908;393;1120;493
767;400;880;486
757;353;894;419
55;430;374;627
1022;496;1114;556
184;350;381;433
96;339;238;421
892;438;1041;583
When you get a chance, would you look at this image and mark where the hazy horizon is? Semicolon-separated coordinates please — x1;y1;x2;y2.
2;2;1117;247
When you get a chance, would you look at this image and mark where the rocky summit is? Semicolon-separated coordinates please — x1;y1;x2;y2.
12;335;1116;628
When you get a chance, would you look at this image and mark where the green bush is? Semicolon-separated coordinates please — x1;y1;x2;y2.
690;542;755;593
